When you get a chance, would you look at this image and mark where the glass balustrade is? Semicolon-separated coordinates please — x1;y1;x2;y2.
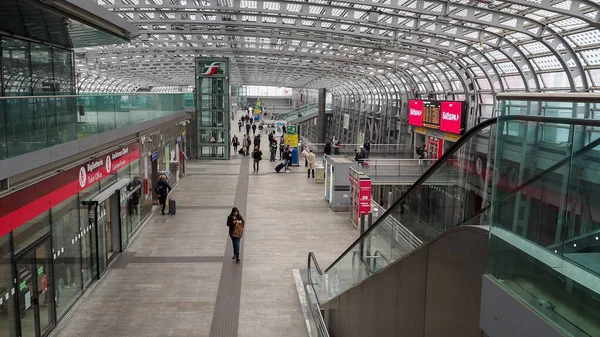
488;112;600;337
0;93;190;159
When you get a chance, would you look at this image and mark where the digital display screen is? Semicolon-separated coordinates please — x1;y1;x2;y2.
440;101;463;134
408;99;423;127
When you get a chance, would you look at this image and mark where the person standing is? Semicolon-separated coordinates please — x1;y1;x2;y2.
238;120;242;132
279;137;286;160
231;135;239;153
252;123;257;136
269;140;277;162
252;146;263;173
227;207;244;263
155;174;172;215
324;141;332;156
245;119;251;136
364;140;371;158
306;149;316;178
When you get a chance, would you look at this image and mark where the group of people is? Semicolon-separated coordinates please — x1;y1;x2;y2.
238;114;265;136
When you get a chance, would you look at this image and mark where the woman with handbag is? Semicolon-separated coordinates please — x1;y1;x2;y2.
226;207;245;263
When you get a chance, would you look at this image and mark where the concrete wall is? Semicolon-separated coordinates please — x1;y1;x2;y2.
323;226;489;337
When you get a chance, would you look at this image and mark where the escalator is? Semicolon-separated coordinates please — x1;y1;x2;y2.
306;113;600;337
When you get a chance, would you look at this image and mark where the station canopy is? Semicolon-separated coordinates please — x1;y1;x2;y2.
76;0;600;94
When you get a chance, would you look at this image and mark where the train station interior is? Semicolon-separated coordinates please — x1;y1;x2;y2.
1;0;600;337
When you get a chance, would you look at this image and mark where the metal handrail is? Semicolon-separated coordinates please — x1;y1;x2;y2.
0;92;191;100
323;115;600;273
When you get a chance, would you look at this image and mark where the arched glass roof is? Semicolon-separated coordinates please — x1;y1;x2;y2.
76;0;600;95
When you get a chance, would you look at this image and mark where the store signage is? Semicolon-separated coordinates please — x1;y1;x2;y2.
198;61;223;77
358;180;372;216
415;127;427;135
151;151;159;162
408;99;424;126
440;101;463;134
0;143;140;237
444;133;461;142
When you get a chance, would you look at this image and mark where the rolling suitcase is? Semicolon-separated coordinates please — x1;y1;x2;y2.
168;198;176;215
275;163;285;173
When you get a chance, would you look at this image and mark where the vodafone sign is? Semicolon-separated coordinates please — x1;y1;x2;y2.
440;101;464;134
408;99;424;126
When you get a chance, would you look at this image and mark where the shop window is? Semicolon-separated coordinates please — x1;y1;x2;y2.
0;233;17;337
51;195;83;319
13;212;50;254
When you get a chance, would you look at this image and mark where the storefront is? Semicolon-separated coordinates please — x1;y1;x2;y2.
0;142;142;337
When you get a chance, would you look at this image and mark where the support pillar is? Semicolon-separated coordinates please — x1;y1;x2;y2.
317;88;327;143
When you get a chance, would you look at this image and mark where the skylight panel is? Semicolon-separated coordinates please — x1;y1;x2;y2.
580;49;600;66
309;6;324;14
263;1;280;10
240;0;257;9
567;30;600;47
286;3;302;12
532;55;562;70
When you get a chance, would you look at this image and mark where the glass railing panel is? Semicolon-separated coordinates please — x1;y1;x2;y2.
0;93;188;159
323;123;495;300
488;117;600;337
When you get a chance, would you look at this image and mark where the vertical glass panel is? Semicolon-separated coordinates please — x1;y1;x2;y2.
0;100;6;159
30;44;53;96
36;240;55;335
13;212;50;253
52;48;74;95
51;195;82;319
0;233;17;337
2;37;32;95
16;249;37;337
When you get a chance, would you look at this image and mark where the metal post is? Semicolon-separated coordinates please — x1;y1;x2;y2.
359;212;366;258
387;191;393;209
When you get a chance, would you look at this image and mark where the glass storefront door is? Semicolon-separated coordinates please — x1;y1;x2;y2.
16;239;55;337
82;204;98;289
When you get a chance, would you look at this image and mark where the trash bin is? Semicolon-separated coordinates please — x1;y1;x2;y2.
315;164;325;183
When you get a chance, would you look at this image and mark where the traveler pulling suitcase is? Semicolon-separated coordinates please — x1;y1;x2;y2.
168;198;176;215
275;163;285;173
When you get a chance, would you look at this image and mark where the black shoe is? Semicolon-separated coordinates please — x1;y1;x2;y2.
232;255;236;260
161;212;165;215
236;257;241;263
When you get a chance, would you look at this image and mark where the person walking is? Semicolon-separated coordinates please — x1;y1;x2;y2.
238;120;242;132
269;140;277;162
246;135;252;155
306;149;316;178
252;146;263;173
231;135;239;153
253;134;261;150
245;120;251;135
252;123;257;136
155;174;172;215
226;207;244;263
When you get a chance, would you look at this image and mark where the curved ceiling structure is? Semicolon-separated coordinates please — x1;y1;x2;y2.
76;0;600;97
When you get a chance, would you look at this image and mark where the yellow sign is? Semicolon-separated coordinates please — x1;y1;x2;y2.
444;133;461;142
414;127;427;134
254;108;260;115
286;134;299;147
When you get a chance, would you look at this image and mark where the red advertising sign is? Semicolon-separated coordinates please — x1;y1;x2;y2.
358;179;372;216
0;142;140;237
408;99;424;126
41;275;47;293
426;136;444;160
440;101;463;134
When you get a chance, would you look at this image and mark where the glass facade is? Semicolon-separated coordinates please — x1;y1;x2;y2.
0;145;149;337
195;58;230;159
0;35;75;96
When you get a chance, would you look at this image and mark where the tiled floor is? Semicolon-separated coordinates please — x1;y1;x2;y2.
52;112;359;337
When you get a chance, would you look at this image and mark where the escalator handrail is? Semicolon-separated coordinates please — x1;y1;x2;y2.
324;115;600;273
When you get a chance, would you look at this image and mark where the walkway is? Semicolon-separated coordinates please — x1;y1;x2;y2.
51;115;358;337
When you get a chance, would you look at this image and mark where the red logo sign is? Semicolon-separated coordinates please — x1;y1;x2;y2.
440;101;463;134
408;100;424;126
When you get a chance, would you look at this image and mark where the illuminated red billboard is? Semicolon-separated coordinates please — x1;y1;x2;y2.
440;101;463;134
408;99;424;126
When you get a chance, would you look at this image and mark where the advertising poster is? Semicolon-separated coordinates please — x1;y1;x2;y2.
426;136;444;160
408;99;424;126
275;121;286;137
358;179;372;216
357;132;365;145
440;101;463;134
